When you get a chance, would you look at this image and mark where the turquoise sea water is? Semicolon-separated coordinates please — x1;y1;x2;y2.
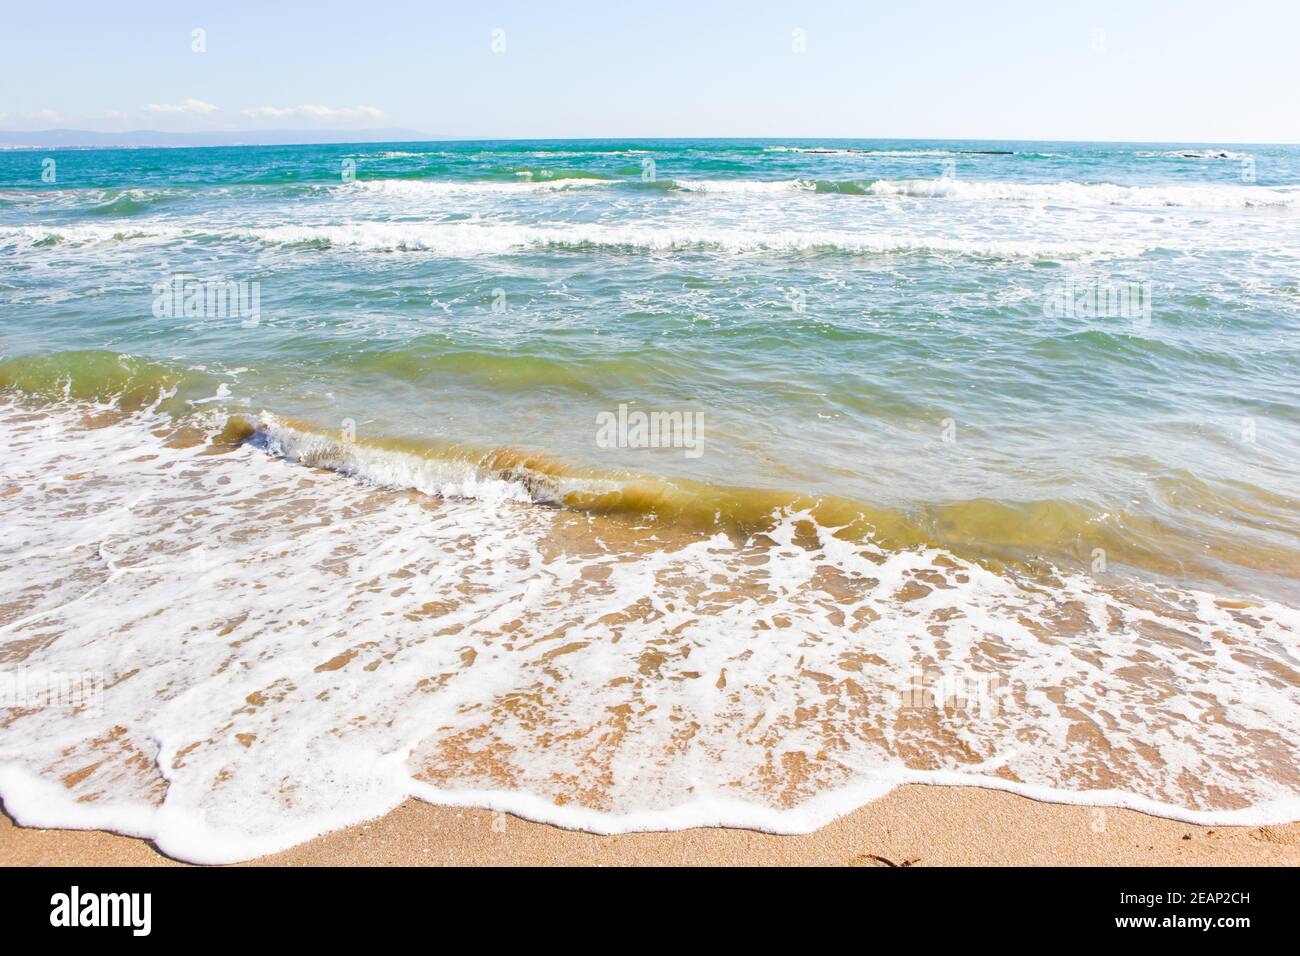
2;138;1297;598
2;139;1300;857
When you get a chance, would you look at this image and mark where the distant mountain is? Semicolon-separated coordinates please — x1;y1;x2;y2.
0;128;438;149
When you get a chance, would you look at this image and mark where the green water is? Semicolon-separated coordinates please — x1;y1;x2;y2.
1;138;1298;599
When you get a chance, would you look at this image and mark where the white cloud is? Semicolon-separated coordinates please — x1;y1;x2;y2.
26;109;62;123
240;104;385;123
144;98;218;114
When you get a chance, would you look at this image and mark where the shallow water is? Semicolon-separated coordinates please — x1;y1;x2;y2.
0;139;1297;860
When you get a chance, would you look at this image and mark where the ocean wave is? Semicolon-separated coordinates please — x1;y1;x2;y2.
7;361;1287;584
0;224;184;248
672;178;818;194
857;178;1296;208
763;146;1022;157
505;167;617;182
338;176;618;196
79;187;186;217
1138;149;1253;160
220;415;1300;584
246;221;1147;259
0;349;227;413
0;185;188;214
360;150;438;158
622;176;1294;208
0;399;1297;862
513;149;651;157
0;219;1157;259
10;175;1283;218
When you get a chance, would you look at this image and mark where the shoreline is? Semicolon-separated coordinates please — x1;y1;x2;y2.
3;400;1298;862
5;784;1299;867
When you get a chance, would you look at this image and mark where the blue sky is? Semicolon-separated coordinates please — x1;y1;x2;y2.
2;0;1297;142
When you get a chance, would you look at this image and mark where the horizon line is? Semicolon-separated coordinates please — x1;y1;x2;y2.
2;130;1298;150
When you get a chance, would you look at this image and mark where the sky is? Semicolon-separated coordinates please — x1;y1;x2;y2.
2;0;1298;143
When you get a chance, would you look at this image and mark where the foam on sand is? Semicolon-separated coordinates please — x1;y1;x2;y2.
1;399;1297;863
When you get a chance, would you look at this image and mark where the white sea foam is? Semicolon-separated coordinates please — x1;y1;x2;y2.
338;177;617;196
673;178;818;194
244;221;1150;259
338;173;1295;210
0;224;188;248
1137;149;1252;161
762;146;1063;158
1;401;1298;863
253;413;539;506
671;175;1300;208
861;178;1297;208
763;146;966;156
0;220;1169;260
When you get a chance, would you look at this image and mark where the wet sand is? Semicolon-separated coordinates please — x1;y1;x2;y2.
5;784;1298;867
3;404;1298;867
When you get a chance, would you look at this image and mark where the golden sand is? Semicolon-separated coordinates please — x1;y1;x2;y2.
5;785;1299;867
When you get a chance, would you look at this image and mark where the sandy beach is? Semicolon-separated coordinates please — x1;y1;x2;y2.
6;2;1300;901
6;784;1298;867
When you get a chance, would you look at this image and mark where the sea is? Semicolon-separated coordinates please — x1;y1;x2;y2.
0;138;1297;862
